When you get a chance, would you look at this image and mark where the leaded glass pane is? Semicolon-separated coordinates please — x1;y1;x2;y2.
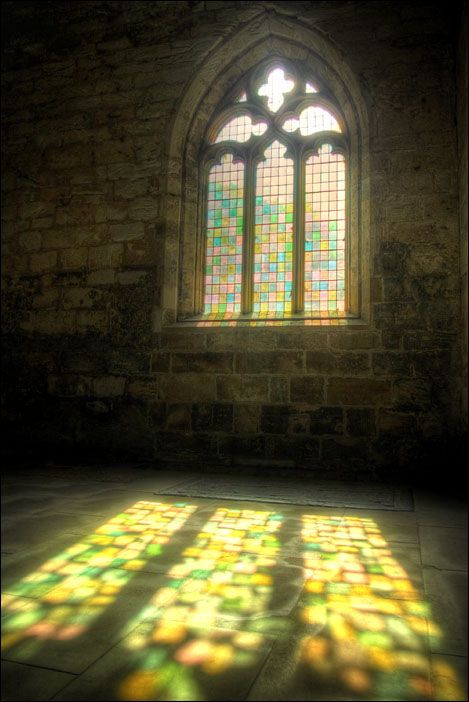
304;144;346;313
282;106;341;136
204;155;244;316
253;141;294;317
214;115;267;144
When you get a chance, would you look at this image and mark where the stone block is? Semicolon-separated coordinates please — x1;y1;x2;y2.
172;352;233;373
110;223;144;241
346;408;376;436
32;289;59;309
62;287;99;310
290;376;324;404
211;403;232;432
76;310;108;333
60;247;88;270
29;251;57;273
124;236;153;266
18;231;42;252
392;378;433;411
117;270;148;285
21;310;76;335
288;412;310;434
327;378;392;406
92;376;126;397
309;407;344;435
305;351;335;373
276;330;329;349
234;404;260;433
378;410;417;435
47;373;92;397
260;405;290;434
269;376;289;403
127;379;159;399
87;269;116;286
159;374;217;402
334;353;370;374
128;198;159;221
372;352;415;376
159;332;207;351
329;331;379;350
216;375;269;402
235;351;303;374
166;403;191;430
191;403;212;431
114;178;150;199
88;244;123;270
150;352;170;372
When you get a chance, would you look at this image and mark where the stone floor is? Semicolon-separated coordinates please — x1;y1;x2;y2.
1;464;467;701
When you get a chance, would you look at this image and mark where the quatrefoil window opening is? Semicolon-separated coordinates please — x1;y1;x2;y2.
202;64;348;320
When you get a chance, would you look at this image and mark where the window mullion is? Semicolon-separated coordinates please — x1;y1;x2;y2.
242;154;255;314
293;152;305;314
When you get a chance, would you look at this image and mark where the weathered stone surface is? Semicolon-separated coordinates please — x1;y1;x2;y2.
92;376;126;397
327;378;392;406
171;352;233;373
290;376;324;404
159;374;217;402
234;404;260;433
166;403;191;430
346;408;376;436
309;407;343;435
216;375;269;402
235;352;303;374
260;405;290;434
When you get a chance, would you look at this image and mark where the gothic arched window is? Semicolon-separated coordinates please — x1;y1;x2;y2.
199;60;348;321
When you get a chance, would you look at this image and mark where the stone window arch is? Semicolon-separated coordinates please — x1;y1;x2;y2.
159;18;370;329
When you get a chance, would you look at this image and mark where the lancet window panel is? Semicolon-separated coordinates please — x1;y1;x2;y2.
200;61;349;321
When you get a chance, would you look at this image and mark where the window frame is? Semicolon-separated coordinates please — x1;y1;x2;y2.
196;58;352;322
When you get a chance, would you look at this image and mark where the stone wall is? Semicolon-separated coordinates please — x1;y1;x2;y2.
457;1;468;428
1;1;465;479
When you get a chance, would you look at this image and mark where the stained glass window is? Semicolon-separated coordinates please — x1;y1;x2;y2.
253;141;294;316
202;62;348;321
305;145;346;313
204;155;244;316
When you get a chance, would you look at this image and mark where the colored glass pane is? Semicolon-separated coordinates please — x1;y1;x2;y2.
214;115;267;143
204;155;244;316
282;106;341;136
304;144;345;313
253;141;294;317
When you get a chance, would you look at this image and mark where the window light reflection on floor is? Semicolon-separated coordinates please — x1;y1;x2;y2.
119;507;284;701
1;503;465;701
1;501;196;655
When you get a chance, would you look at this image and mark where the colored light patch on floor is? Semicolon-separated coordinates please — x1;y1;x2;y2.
1;501;197;656
297;515;464;701
253;141;294;316
304;144;345;313
204;154;244;316
118;507;284;701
